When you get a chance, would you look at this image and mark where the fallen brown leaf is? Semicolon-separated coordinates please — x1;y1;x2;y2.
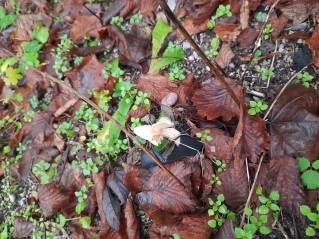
190;77;243;121
119;199;141;239
13;216;34;238
268;13;288;39
176;18;209;40
306;25;319;68
107;168;129;205
237;28;259;48
215;218;236;239
215;43;235;69
214;24;240;42
70;15;102;41
184;0;220;25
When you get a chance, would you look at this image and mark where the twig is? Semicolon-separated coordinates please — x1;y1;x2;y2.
239;153;265;228
265;39;278;88
158;0;242;107
1;47;197;201
248;0;281;64
263;65;308;119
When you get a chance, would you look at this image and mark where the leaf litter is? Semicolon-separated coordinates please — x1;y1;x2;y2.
0;0;319;238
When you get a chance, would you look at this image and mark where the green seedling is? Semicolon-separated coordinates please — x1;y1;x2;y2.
258;67;274;81
297;157;319;190
263;23;273;40
196;129;213;142
169;63;185;80
300;203;319;237
207;4;232;29
75;185;88;214
248;100;268;115
296;71;315;88
130;13;143;25
251;50;262;66
205;36;220;59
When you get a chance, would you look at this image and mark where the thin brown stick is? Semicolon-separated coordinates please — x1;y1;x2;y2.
265;40;278;88
158;0;241;107
1;47;196;200
239;153;265;228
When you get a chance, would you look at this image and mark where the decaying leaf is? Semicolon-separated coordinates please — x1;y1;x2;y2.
237;28;259;48
215;43;235;69
214;24;240;42
215;218;236;239
191;77;243;121
233;105;270;164
306;25;319;68
107;168;129;205
69;222;99;239
268;13;288;39
38;183;69;218
176;18;209;40
70;15;102;41
270;85;319;159
103;186;122;232
212;156;249;208
136;161;197;214
119;199;140;239
183;0;220;24
12;216;34;238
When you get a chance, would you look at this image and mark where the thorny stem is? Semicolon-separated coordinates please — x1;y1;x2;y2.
1;47;197;201
158;0;242;107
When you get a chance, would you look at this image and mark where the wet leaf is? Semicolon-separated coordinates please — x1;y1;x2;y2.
213;156;249;208
101;0;127;24
214;24;240;42
137;161;197;214
215;43;235;69
237;28;259;48
119;199;140;239
215;218;236;239
269;85;319;159
233;105;270;164
69;222;99;239
38;183;69;217
103;186;121;232
12;216;34;238
123;164;144;194
184;0;220;25
306;25;319;68
268;14;288;39
191;77;243;121
70;15;102;41
176;18;208;40
107;168;129;205
65;55;114;98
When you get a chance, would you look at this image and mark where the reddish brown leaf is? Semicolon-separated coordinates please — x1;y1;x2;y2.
55;0;85;24
99;221;120;239
65;55;114;98
214;24;240;42
101;0;127;24
213;156;249;208
69;222;99;239
119;0;159;23
200;158;214;198
184;0;220;24
123;164;144;194
126;105;148;123
137;73;193;107
233;105;270;164
215;218;236;239
103;187;122;232
263;156;307;217
237;28;259;48
38;183;69;217
192;128;233;163
306;25;319;68
13;216;34;238
177;18;209;40
108;25;151;70
107;168;129;205
239;0;249;29
137;161;197;214
148;213;211;239
191;77;243;121
70;15;102;41
93;171;107;222
269;14;288;39
269;85;319;159
25;68;50;89
215;43;235;69
119;199;140;239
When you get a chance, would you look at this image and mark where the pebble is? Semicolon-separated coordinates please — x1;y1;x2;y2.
188;55;194;61
9;194;15;202
182;41;191;50
193;51;199;60
161;93;178;107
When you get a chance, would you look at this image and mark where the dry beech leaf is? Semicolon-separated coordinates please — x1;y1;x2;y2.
70;15;102;41
93;171;107;222
237;28;259;48
126;104;148;123
120;0;159;23
239;0;249;30
107;25;151;70
184;0;220;25
107;168;129;205
38;183;69;218
176;18;209;40
65;55;115;98
269;85;319;159
136;161;197;214
213;156;249;208
103;186;122;232
191;77;243;121
215;43;235;69
268;14;288;39
263;156;307;217
215;218;236;239
69;222;99;239
306;25;319;68
123;165;144;194
13;216;34;238
214;24;240;42
148;213;211;239
137;73;194;107
233;105;270;164
119;199;140;239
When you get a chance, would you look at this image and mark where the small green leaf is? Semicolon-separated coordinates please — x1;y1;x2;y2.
259;226;271;235
245;208;252;216
173;234;181;239
217;194;225;202
269;191;280;201
258;205;269;215
79;216;91;228
270;203;280;211
258;196;268;204
300;205;311;215
218;205;227;214
307;212;318;222
256;185;263;195
234;228;245;238
306;227;316;236
259;215;268;223
3;67;23;86
208;219;217;228
297;157;311;172
301;170;319;189
58;214;67;227
312;160;319;170
250;101;257;107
